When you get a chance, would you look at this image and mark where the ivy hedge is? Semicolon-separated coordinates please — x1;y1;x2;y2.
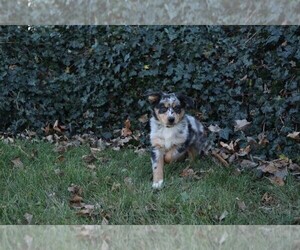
0;26;299;160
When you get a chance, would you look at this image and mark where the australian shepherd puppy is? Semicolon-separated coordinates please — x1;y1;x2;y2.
145;91;207;189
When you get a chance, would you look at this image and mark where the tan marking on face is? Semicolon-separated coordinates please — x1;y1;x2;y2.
155;99;185;126
148;95;160;104
155;108;169;125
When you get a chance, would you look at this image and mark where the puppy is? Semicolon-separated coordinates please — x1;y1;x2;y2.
145;91;206;189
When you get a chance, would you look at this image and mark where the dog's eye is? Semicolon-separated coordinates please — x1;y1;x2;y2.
159;107;168;113
173;106;181;113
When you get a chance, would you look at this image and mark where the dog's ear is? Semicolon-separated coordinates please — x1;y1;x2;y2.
144;90;162;105
176;93;194;109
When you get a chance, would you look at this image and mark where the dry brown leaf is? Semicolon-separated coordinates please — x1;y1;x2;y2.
101;217;109;225
240;74;248;81
234;119;251;131
208;124;221;133
121;118;132;137
236;199;247;211
134;148;147;155
56;155;65;163
24;213;33;224
82;154;96;164
180;167;201;179
54;145;67;154
240;160;258;169
54;168;65;176
138;114;149;123
97;139;107;150
258;132;269;146
219;210;229;222
86;164;96;170
45;135;54;143
228;153;237;164
11;157;24;168
259;163;279;174
287;131;300;140
124;177;133;188
211;151;230;167
237;145;251;156
268;176;285;186
67;184;83;195
220;141;237;152
111;182;121;192
261;192;274;205
43;124;51;135
70;194;84;203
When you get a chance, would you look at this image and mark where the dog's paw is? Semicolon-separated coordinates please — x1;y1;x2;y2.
152;180;164;189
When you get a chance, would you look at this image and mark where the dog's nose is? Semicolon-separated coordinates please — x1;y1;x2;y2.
168;117;175;123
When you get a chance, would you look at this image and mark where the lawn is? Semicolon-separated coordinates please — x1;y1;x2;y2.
0;139;299;225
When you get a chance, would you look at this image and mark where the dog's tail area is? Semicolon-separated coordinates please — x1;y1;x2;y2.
196;130;214;156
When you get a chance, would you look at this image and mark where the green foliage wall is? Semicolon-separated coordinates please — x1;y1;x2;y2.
0;26;299;159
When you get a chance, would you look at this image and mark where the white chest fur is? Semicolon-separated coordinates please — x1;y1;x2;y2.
150;117;188;150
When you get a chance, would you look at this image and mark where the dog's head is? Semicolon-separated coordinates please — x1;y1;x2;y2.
145;91;194;127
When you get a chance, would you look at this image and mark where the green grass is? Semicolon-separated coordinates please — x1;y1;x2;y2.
0;140;299;225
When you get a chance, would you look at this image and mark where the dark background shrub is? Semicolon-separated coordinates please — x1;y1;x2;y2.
0;26;299;159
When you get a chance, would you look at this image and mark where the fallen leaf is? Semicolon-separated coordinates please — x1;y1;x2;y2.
287;131;300;140
70;194;83;203
237;145;251;156
54;145;67;154
101;217;109;225
236;199;247;211
56;155;65;163
261;192;274;205
45;135;54;143
43;124;51;135
3;137;14;144
82;154;96;164
220;141;235;152
76;209;91;216
11;157;24;168
138;114;149;123
24;213;33;224
124;177;133;187
68;184;83;195
111;182;121;192
86;164;96;171
97;139;107;150
208;124;221;133
258;162;280;174
240;74;248;81
134;148;147;155
240;160;258;169
211;150;230;167
228;153;237;164
234;119;251;131
121;118;132;137
219;210;229;222
180;167;201;179
54;168;65;176
268;176;285;186
258;132;269;146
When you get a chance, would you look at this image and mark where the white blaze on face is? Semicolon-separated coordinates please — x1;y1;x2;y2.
155;94;184;126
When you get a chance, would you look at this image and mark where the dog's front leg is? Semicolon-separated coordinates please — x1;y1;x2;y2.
151;147;165;189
